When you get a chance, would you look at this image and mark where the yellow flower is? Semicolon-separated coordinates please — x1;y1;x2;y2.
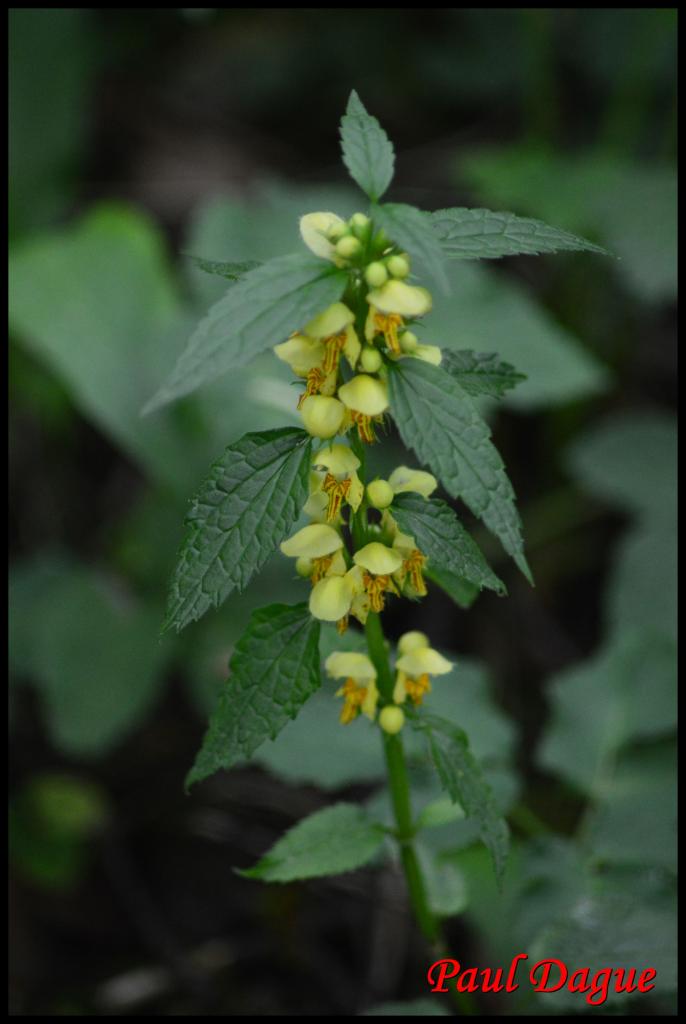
305;303;360;374
313;444;364;521
388;466;438;498
412;344;442;366
300;395;346;439
309;572;356;626
337;374;389;444
352;542;402;613
393;637;453;706
325;651;379;724
273;334;325;376
300;212;346;262
280;523;342;559
365;280;432;355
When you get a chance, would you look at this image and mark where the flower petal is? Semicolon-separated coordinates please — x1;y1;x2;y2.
396;647;453;677
353;541;403;575
325;651;377;681
337;375;389;416
367;280;432;318
388;466;438;497
300;212;345;262
309;575;354;621
280;523;342;558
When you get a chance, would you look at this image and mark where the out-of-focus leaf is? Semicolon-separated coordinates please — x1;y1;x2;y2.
606;524;677;642
388;358;532;582
460;147;677;302
431;207;608;259
423;262;609;409
528;866;676;1009
362;998;451;1016
9;556;170;756
339;90;395;202
184;256;261;281
187;603;320;788
164;428;312;633
417;842;469;918
239;802;384;882
538;629;676;794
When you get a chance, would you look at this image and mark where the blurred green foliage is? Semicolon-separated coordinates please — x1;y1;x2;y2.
9;6;676;1016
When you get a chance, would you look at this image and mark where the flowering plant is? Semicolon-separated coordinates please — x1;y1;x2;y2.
147;92;603;942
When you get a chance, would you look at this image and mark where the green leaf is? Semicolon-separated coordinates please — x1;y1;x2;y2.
164;428;312;633
538;629;676;795
184;255;261;281
372;202;448;290
430;207;609;260
239;802;384;882
144;253;348;412
440;348;526;399
391;492;506;598
9;556;169;757
387;358;532;583
362;998;451;1016
339;90;395;202
186;603;321;788
412;712;510;886
425;567;479;610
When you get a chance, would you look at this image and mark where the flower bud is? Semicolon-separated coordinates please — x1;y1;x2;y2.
360;346;382;373
367;479;394;510
399;331;418;353
300;212;346;261
398;630;429;655
365;261;388;288
326;222;347;242
296;557;313;577
300;395;345;439
379;706;405;734
350;212;370;231
387;254;410;279
336;236;362;260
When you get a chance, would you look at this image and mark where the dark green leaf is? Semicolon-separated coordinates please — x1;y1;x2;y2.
144;253;348;412
164;428;312;633
430;206;609;260
184;255;261;281
387;358;532;582
339;90;394;202
412;711;510;886
372;202;448;291
392;492;505;598
187;603;321;788
425;567;479;610
239;802;384;882
440;348;526;399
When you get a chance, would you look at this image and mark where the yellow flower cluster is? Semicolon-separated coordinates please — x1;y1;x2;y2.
274;211;442;446
274;210;452;730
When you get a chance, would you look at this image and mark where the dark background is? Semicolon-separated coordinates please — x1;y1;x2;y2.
9;8;677;1016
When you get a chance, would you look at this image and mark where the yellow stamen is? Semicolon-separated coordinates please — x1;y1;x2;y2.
322;472;351;521
297;367;327;409
351;410;377;444
403;549;428;596
362;571;396;613
310;555;333;584
323;330;348;373
338;677;367;724
374;312;404;355
405;673;432;706
336;615;349;636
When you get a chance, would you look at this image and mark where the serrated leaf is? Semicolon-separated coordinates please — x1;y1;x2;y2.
387;358;532;583
164;428;312;633
339;90;395;202
187;602;321;788
372;202;448;291
425;567;479;610
440;348;526;399
184;255;261;281
392;492;505;598
430;206;609;260
239;802;384;882
412;712;510;886
144;253;348;412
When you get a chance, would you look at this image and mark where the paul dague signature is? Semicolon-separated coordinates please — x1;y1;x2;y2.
427;956;657;1007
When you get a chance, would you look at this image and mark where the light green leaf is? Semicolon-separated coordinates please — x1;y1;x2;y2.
387;358;532;582
187;603;321;788
412;711;510;886
239;802;384;882
391;492;506;598
145;253;348;412
372;202;448;290
9;556;169;757
164;428;312;633
538;629;676;795
339;90;394;202
431;206;609;260
417;843;469;918
440;348;526;399
607;524;677;642
184;255;261;281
